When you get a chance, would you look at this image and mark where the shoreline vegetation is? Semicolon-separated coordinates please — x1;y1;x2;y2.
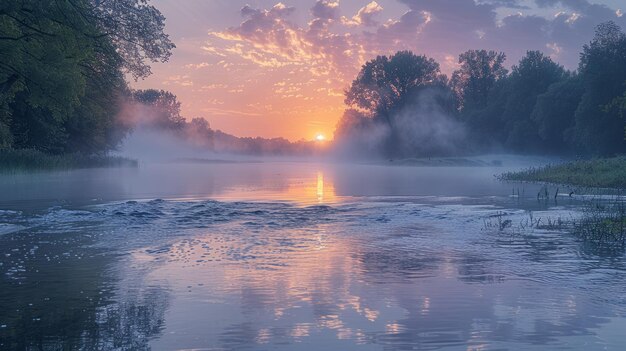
499;157;626;189
0;149;137;172
498;156;626;248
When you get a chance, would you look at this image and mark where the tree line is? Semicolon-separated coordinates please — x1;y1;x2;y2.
127;88;320;156
336;22;626;158
2;2;624;159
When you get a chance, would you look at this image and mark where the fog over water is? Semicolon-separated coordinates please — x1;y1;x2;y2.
1;157;625;350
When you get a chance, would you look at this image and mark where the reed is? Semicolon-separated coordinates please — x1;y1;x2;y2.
484;195;626;248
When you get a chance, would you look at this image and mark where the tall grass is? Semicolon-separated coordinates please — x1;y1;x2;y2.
0;149;138;172
499;157;626;188
575;196;626;247
484;195;626;249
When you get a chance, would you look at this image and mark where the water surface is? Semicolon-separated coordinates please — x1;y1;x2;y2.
1;159;624;350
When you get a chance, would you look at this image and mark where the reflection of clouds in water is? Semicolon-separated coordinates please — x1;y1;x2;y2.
112;201;624;350
2;195;626;350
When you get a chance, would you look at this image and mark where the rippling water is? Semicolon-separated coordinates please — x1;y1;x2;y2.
0;159;625;350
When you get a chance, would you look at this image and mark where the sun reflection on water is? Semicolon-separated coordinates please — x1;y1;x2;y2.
206;167;339;205
316;171;324;203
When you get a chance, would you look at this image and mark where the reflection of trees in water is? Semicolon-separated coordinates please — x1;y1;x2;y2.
81;288;169;350
352;225;443;283
0;228;168;350
454;253;505;284
354;249;441;282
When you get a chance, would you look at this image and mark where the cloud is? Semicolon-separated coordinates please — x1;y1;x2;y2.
534;0;589;10
343;1;384;27
479;0;529;9
184;62;210;69
391;0;626;70
162;75;194;87
204;0;626;94
310;0;340;21
209;2;367;82
157;0;626;141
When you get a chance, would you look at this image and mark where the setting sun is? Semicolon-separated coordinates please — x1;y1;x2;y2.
316;134;326;141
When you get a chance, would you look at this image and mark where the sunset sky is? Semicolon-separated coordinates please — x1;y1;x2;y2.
134;0;626;141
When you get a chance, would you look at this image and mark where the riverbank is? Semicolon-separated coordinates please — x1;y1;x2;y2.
499;157;626;188
0;149;137;172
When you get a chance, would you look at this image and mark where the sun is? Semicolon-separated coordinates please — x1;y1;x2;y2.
315;134;326;141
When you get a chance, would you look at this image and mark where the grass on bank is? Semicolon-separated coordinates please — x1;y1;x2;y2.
0;149;137;172
485;202;626;248
499;156;626;188
496;157;626;248
576;199;626;247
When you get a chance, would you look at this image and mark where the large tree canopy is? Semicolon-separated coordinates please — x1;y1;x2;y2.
342;51;459;157
451;50;508;112
0;0;174;152
501;51;566;151
345;51;445;120
531;74;584;153
87;0;175;79
131;89;185;130
573;21;626;155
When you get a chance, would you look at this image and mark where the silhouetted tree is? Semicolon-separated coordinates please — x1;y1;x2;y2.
573;21;626;155
531;74;584;153
344;51;455;157
335;23;626;158
501;51;566;152
604;86;626;142
345;51;446;126
186;117;215;149
451;50;508;112
131;89;186;130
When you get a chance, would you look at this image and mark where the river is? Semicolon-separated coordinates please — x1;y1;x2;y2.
0;157;624;350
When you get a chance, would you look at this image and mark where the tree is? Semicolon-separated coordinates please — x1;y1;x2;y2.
333;109;382;158
451;50;508;112
82;0;176;80
345;51;446;126
462;78;511;149
342;51;462;157
0;1;93;150
131;89;185;130
501;51;566;152
0;0;174;152
186;117;214;149
603;85;626;143
572;21;626;155
531;75;584;154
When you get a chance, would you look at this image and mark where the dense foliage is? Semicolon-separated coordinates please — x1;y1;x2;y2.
0;0;174;154
337;22;626;158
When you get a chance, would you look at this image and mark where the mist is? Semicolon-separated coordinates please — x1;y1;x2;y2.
333;87;466;161
113;96;330;163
